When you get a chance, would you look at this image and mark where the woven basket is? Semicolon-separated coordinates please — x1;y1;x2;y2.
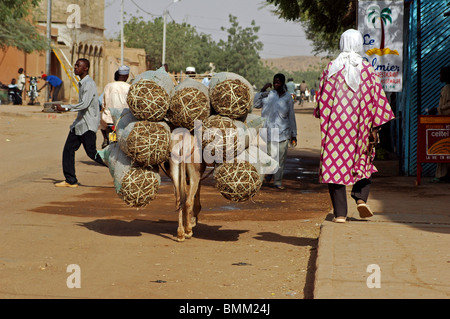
213;161;262;202
127;79;170;121
202;115;244;165
119;167;161;208
125;121;171;166
168;79;210;130
209;72;254;119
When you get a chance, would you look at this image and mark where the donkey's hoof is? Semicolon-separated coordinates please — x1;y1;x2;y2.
177;236;185;242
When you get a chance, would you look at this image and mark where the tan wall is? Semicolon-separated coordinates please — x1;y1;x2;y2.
1;42;147;104
2;1;147;104
103;41;147;84
0;48;45;86
36;0;105;31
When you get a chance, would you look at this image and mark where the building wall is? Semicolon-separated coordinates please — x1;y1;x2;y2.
1;1;148;104
103;41;147;84
35;0;106;102
0;48;45;86
36;0;105;31
399;0;450;176
0;25;57;103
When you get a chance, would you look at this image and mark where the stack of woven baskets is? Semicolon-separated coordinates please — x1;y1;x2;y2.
205;72;262;202
99;68;271;206
98;68;174;208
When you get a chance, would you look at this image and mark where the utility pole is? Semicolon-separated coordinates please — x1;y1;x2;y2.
121;0;124;66
162;8;167;66
162;0;181;67
46;0;52;102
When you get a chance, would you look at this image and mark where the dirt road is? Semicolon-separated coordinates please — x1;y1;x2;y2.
0;104;331;299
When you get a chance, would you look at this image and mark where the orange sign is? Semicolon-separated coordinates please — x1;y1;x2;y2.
416;115;450;185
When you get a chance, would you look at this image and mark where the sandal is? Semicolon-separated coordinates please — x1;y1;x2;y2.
357;203;373;218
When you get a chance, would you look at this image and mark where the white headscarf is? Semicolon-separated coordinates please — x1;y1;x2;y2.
328;29;364;92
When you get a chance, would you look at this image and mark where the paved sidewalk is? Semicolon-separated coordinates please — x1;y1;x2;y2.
314;176;450;299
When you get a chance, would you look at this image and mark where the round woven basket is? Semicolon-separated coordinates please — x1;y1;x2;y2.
168;86;210;130
119;167;161;207
126;121;171;167
127;79;170;121
209;78;252;119
202;115;241;164
213;161;262;202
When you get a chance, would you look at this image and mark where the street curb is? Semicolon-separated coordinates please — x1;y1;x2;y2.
313;218;335;299
0;107;76;120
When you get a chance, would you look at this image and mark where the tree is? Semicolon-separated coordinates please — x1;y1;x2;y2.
264;0;357;55
216;16;262;77
215;15;273;88
0;0;48;53
123;14;274;88
124;15;221;73
367;5;392;49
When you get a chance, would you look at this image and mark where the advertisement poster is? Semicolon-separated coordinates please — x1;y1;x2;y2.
417;116;450;160
358;0;404;92
416;116;450;184
426;129;450;157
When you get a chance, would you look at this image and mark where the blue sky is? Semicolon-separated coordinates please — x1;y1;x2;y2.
104;0;316;58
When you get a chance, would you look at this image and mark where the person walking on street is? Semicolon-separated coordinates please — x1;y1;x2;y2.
299;80;308;106
286;78;296;101
53;58;106;187
315;29;395;223
432;66;450;183
254;73;297;190
100;65;131;148
39;74;63;102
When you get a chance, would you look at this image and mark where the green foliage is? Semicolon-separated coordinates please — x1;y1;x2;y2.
214;15;266;85
124;14;275;87
0;0;48;53
264;0;356;55
123;13;325;89
124;15;221;73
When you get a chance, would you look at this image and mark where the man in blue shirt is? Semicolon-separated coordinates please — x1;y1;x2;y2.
39;74;63;102
254;73;297;190
286;78;296;101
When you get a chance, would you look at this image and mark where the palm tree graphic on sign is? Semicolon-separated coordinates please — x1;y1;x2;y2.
365;4;399;56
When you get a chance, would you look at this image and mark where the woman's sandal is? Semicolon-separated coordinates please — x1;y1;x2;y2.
333;216;347;223
357;203;373;218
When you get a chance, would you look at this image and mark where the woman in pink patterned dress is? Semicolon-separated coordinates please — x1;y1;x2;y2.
315;29;395;223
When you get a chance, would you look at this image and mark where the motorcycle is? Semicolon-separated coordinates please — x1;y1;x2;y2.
101;123;117;149
7;84;22;105
27;76;39;105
